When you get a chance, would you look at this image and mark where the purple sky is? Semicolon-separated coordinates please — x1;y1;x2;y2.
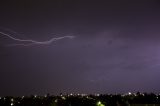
0;0;160;96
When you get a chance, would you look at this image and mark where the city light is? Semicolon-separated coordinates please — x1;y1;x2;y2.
70;93;73;96
61;96;66;100
0;92;159;105
96;101;105;106
11;103;14;106
11;98;14;102
128;92;132;95
21;96;24;99
55;99;58;103
34;95;37;98
95;94;100;96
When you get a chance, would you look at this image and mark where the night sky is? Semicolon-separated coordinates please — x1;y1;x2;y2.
0;0;160;96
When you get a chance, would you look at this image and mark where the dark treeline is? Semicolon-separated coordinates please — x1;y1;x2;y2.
0;92;160;106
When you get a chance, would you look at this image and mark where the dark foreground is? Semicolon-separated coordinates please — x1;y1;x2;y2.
1;92;160;106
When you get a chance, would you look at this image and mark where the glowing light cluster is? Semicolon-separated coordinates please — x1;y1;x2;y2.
96;101;105;106
128;92;132;95
11;98;14;102
11;103;14;106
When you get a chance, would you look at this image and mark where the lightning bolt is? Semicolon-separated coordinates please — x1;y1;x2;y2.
0;31;75;46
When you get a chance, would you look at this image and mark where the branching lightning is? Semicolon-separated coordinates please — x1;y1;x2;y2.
0;31;75;46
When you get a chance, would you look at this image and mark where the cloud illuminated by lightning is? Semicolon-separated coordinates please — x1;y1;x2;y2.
0;31;75;46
